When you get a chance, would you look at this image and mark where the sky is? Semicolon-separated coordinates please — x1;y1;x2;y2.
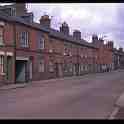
1;3;124;49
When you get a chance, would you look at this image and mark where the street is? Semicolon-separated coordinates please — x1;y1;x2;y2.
0;70;124;119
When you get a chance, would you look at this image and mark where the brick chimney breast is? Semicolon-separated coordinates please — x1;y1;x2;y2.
60;22;69;35
39;15;51;28
73;30;81;40
119;47;123;52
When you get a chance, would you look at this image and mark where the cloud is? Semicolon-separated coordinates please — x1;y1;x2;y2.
1;3;124;48
27;3;120;42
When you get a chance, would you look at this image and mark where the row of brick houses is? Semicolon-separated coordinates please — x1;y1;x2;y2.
0;3;123;85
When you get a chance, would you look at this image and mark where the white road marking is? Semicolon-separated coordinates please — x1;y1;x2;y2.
109;107;120;119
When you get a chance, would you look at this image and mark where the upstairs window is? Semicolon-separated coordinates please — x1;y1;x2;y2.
11;8;16;16
39;37;45;49
0;27;4;45
20;31;29;48
37;32;45;49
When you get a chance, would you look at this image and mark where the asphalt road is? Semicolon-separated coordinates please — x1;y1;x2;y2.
0;70;124;119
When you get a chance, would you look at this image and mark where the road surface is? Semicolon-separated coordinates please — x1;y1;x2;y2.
0;70;124;119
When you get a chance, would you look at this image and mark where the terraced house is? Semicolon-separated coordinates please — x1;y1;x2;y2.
0;3;123;86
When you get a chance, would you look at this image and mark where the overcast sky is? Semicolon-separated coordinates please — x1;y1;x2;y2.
1;3;124;49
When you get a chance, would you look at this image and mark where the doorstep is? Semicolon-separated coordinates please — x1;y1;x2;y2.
116;93;124;108
0;83;29;91
109;92;124;119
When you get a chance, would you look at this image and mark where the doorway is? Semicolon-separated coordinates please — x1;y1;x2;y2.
16;60;28;83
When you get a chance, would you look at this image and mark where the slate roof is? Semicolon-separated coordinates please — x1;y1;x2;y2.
49;28;98;49
0;11;98;49
113;48;124;55
0;11;49;33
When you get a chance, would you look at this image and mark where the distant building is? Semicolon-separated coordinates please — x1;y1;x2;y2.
0;3;123;86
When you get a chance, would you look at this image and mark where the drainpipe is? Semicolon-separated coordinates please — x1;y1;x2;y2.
13;22;16;84
77;48;79;76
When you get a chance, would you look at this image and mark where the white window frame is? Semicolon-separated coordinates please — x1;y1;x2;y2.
49;61;54;72
11;8;16;16
20;31;29;48
39;60;44;73
0;55;4;74
0;27;3;45
63;63;68;72
39;37;45;49
81;64;84;71
69;63;73;72
85;65;87;71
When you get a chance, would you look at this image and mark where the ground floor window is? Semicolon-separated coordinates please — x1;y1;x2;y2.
81;64;84;71
69;63;73;72
63;63;68;73
49;61;54;72
85;65;88;71
0;55;4;73
39;60;44;72
83;65;85;71
0;55;4;74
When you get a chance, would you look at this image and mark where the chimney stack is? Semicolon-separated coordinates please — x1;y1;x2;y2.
107;41;113;49
13;3;27;16
99;38;104;44
39;15;51;28
92;34;98;45
60;22;69;35
73;30;81;40
119;47;123;52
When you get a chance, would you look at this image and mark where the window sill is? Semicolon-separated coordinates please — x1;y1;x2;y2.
0;73;5;76
49;71;54;73
39;48;44;50
0;43;5;46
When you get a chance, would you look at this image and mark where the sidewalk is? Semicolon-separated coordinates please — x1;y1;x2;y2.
0;76;79;91
110;93;124;119
0;69;123;91
0;83;29;91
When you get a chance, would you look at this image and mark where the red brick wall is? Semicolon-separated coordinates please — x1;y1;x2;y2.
1;21;15;84
4;22;14;46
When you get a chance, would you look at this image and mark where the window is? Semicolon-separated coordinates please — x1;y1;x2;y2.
81;64;84;71
81;54;83;58
49;61;54;72
38;33;45;50
11;8;16;16
39;37;45;49
0;55;4;74
0;28;3;45
69;63;73;72
63;63;68;72
20;31;29;48
64;47;67;55
39;60;44;72
85;65;87;71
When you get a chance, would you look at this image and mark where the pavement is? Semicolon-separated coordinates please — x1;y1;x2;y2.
0;69;124;119
109;90;124;119
0;69;121;91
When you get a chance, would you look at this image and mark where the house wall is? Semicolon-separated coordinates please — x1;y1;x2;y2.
0;21;15;85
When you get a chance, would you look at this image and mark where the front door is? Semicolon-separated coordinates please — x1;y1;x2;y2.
16;60;27;83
